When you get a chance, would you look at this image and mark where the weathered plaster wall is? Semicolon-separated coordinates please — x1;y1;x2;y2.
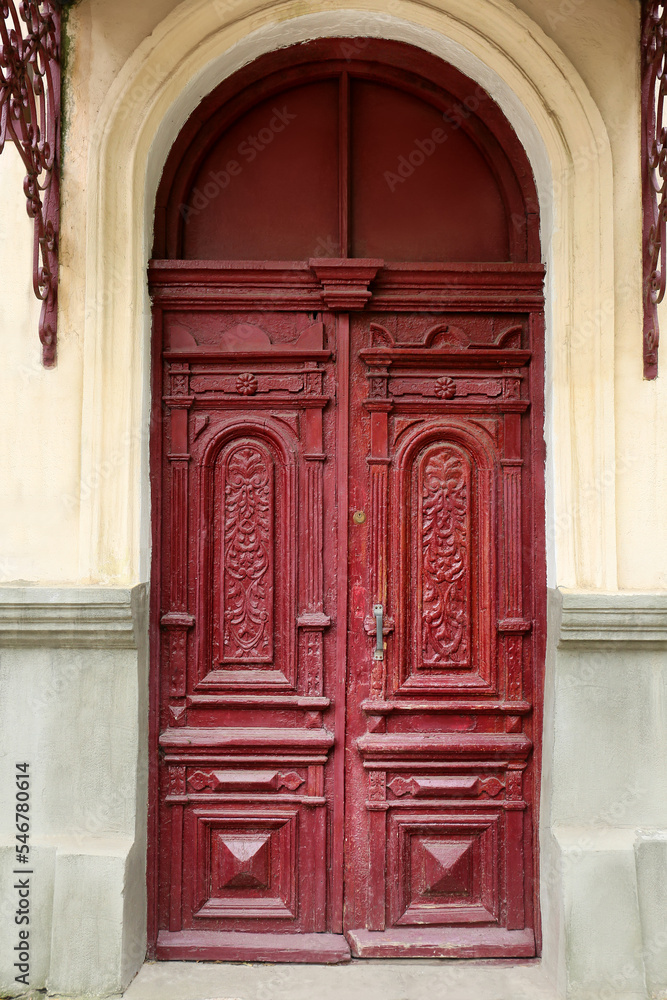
0;586;148;996
540;590;667;1000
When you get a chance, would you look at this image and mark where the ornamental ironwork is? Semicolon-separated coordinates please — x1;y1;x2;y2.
0;1;69;367
642;1;667;379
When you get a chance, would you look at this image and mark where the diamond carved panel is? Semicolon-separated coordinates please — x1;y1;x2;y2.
215;833;271;890
390;813;499;927
417;839;472;897
193;809;297;920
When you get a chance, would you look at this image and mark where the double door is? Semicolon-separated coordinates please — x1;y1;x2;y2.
151;259;544;962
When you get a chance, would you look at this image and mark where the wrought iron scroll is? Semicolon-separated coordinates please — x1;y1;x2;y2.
0;2;70;367
642;1;667;379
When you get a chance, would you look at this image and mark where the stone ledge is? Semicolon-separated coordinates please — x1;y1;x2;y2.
121;959;559;1000
0;584;147;648
556;589;667;647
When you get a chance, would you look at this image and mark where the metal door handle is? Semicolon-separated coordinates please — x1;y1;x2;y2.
373;604;384;660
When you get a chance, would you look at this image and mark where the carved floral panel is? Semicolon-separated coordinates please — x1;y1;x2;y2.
220;442;274;664
414;444;472;670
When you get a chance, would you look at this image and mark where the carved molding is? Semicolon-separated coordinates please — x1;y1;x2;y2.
0;1;71;366
0;584;147;648
356;732;532;763
556;588;667;647
159;726;335;758
149;261;545;312
309;258;383;310
642;1;667;379
387;775;505;799
187;769;305;793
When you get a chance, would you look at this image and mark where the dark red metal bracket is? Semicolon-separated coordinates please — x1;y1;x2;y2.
642;1;667;380
0;1;71;367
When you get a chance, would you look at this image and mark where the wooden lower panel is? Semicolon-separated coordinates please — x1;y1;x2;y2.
156;930;352;963
346;926;535;959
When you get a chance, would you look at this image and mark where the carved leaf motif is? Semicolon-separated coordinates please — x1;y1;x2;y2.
420;447;470;664
506;772;523;799
223;444;273;662
168;767;186;795
369;374;388;398
503;378;521;400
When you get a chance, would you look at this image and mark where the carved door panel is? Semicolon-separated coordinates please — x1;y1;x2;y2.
344;303;544;958
152;298;351;962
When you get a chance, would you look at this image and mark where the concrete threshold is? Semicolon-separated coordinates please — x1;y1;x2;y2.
121;959;559;1000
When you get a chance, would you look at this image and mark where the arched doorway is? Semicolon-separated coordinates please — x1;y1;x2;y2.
148;38;545;963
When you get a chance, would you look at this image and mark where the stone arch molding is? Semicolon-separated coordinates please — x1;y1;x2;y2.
79;0;616;590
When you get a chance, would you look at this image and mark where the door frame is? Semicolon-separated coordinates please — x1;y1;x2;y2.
147;37;546;961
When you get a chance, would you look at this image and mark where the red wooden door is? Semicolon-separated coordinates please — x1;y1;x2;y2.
149;40;545;964
343;297;543;958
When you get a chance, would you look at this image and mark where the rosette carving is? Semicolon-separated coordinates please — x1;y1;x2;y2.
236;372;258;395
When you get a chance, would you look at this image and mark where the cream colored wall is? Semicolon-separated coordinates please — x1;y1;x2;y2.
0;146;81;583
0;0;663;589
514;0;667;590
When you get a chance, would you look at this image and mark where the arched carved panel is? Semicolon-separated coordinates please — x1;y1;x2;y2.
218;442;275;665
205;430;297;690
416;443;472;670
394;425;496;696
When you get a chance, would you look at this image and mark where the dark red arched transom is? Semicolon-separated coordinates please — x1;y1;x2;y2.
154;39;540;264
